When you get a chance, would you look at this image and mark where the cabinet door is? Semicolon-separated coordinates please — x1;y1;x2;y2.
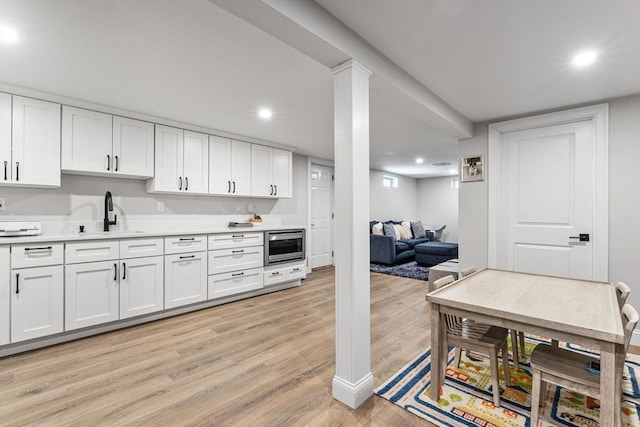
183;130;208;194
65;261;119;330
12;96;61;187
120;256;164;319
251;144;273;197
112;116;154;178
150;125;183;192
272;148;292;198
231;140;252;196
0;247;9;345
61;106;113;175
0;93;11;183
164;252;207;309
208;135;232;195
11;265;64;342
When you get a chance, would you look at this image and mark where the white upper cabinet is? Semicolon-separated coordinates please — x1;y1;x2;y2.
0;94;61;187
62;106;154;179
148;125;208;194
209;136;251;196
112;116;154;178
251;145;292;198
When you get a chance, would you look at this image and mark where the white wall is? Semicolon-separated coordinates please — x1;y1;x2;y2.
369;170;417;221
458;94;640;342
417;176;459;242
0;154;308;234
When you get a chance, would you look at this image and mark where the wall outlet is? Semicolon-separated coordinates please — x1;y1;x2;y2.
157;201;164;212
247;203;253;213
0;197;5;210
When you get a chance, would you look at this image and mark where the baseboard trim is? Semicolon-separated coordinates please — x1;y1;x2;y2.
332;372;374;409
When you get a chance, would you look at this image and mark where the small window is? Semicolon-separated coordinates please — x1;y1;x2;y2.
383;175;398;188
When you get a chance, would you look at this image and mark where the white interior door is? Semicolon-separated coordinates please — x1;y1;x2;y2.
499;120;599;279
309;164;333;269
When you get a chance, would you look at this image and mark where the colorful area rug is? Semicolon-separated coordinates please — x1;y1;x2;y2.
370;261;429;281
376;336;640;426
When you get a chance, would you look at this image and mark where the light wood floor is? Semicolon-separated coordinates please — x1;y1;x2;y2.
0;268;437;426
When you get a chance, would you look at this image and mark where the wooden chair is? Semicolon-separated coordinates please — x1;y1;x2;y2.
459;266;523;371
550;281;631;348
433;275;512;406
530;304;639;426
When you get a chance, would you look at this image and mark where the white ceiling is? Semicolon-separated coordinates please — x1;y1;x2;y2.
1;1;638;178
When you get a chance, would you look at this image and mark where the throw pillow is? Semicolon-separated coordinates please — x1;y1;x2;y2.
372;222;384;235
400;221;413;240
411;221;426;239
382;223;397;240
393;224;403;240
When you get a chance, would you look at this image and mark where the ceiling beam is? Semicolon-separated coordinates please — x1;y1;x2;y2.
210;0;473;139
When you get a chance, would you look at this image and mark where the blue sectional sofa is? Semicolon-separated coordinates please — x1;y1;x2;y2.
369;220;434;265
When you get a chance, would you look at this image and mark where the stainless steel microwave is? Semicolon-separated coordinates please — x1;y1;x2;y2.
264;229;305;265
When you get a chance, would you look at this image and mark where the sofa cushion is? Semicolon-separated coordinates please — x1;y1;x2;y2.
400;238;429;249
394;241;410;253
372;222;383;235
411;221;426;238
415;242;459;256
400;221;413;239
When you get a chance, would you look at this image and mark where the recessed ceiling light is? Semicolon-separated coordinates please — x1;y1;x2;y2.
415;158;424;164
0;25;20;44
571;50;598;68
258;108;272;120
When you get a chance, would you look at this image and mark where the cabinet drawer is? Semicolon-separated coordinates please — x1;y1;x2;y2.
264;263;306;287
208;232;263;250
208;246;263;275
208;267;263;300
66;241;119;264
164;235;207;255
11;243;63;268
120;238;164;259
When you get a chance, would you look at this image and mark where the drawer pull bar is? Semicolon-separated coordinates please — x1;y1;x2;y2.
179;237;195;241
271;272;281;276
122;262;126;280
292;268;300;272
180;255;195;260
15;273;19;294
232;249;245;253
232;272;244;277
24;246;53;251
113;263;117;281
232;235;244;238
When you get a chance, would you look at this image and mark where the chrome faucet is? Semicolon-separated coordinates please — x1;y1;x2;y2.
104;191;117;232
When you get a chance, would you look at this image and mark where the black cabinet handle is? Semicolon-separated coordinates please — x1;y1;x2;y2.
232;234;244;238
292;268;300;272
24;246;52;251
179;177;182;190
107;155;111;171
232;181;236;193
122;262;126;280
15;273;19;294
271;272;281;276
227;181;231;193
274;185;277;196
179;255;195;260
179;237;195;241
113;263;117;280
232;272;244;277
270;185;273;195
3;160;6;180
115;155;119;172
185;177;188;191
15;161;19;181
232;249;244;253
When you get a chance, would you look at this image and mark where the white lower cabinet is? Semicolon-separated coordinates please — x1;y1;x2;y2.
11;265;64;342
208;246;263;275
164;252;207;309
0;247;9;345
120;256;164;319
264;263;307;287
65;261;119;330
208;267;263;300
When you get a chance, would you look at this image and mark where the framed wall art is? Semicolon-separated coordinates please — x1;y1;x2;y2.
460;156;484;182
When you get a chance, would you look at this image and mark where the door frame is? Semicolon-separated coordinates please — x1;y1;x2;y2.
307;157;335;271
487;103;609;280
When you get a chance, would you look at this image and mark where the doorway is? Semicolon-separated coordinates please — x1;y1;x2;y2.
309;163;334;269
488;104;609;280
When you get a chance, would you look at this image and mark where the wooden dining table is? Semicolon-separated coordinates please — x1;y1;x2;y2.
426;268;626;426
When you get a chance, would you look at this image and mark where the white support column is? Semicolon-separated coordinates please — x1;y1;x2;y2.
331;59;373;408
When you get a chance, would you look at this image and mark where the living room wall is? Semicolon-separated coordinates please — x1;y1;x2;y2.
369;170;418;221
458;94;640;343
417;176;459;242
